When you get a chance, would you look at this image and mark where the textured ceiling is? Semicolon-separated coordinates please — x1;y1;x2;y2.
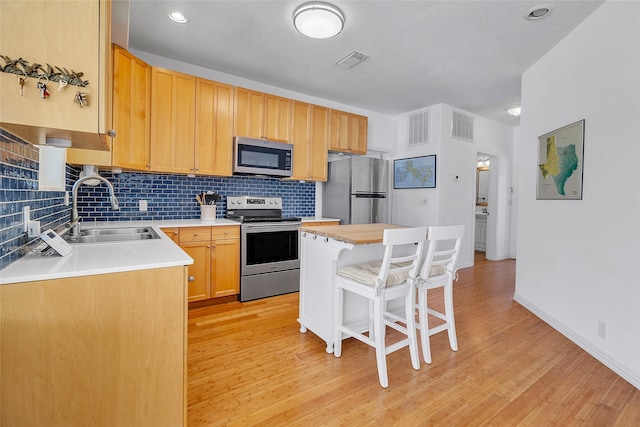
123;0;604;125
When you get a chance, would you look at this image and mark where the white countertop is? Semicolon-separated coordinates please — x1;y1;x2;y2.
0;225;195;285
0;217;338;285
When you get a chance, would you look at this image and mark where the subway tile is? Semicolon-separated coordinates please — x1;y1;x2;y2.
1;129;315;271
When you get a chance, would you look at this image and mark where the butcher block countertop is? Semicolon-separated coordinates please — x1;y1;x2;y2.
298;223;407;245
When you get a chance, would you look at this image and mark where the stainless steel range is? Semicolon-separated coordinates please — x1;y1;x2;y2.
226;196;301;302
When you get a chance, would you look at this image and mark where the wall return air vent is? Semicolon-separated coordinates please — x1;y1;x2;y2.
452;110;474;142
408;110;430;145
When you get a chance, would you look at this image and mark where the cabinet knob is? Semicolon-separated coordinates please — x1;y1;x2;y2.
107;129;117;138
188;276;195;282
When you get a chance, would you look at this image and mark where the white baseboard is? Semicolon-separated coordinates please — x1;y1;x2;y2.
514;293;640;390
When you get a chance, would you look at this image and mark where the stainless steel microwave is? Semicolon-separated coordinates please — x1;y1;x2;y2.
233;136;293;177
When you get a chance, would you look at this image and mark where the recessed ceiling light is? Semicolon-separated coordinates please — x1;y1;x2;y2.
293;2;344;39
506;106;522;117
169;11;188;24
525;5;552;20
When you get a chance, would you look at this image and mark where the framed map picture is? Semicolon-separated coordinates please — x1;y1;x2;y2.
394;155;436;189
537;120;585;200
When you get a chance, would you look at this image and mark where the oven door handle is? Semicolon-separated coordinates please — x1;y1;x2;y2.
242;223;301;231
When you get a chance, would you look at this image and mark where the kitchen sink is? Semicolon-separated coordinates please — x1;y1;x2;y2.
65;226;160;243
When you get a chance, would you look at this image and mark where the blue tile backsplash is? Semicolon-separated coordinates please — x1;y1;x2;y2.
0;128;315;271
0;129;72;271
75;171;315;222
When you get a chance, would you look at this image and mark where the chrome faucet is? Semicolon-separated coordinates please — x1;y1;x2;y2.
69;174;120;238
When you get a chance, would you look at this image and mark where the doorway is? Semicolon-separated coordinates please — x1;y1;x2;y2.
475;151;504;261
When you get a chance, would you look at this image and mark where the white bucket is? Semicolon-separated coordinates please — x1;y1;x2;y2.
200;205;216;221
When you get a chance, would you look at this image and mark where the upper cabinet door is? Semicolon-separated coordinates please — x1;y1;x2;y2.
328;109;368;155
264;94;291;142
309;105;329;181
234;87;264;139
234;88;291;142
112;45;151;170
150;67;196;173
0;0;111;150
290;101;310;180
195;78;234;176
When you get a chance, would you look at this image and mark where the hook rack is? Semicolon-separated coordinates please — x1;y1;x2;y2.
0;55;90;88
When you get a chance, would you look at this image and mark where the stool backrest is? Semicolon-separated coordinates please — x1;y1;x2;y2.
419;225;465;280
377;226;429;290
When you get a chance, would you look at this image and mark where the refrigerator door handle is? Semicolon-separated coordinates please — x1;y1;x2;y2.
353;192;387;199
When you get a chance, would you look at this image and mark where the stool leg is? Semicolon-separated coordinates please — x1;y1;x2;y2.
405;286;420;370
373;296;388;388
444;281;458;352
418;286;432;364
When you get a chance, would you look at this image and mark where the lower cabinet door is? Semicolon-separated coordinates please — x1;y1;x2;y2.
212;238;240;298
181;242;211;302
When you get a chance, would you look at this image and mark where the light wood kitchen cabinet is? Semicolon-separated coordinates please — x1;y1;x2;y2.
67;45;151;169
235;87;291;142
290;101;328;181
150;68;234;176
328;109;368;154
150;67;196;173
195;79;234;176
161;227;180;243
0;266;188;426
178;225;239;302
111;45;151;170
0;0;112;151
211;228;241;298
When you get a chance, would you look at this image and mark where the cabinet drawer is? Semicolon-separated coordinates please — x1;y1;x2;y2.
179;226;212;243
161;227;180;244
211;226;240;240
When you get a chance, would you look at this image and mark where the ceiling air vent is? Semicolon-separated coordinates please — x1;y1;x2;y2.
451;110;474;142
408;110;429;145
334;51;369;69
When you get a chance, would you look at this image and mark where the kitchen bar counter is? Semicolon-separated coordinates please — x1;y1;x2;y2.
298;223;408;352
299;223;406;244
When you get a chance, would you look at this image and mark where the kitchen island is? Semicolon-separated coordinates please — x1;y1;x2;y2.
0;224;195;426
298;223;406;353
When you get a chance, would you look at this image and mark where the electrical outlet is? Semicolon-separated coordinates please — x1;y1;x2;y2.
139;200;148;212
27;221;41;238
598;320;607;339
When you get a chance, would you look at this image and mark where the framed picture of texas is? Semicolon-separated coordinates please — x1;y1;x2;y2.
537;120;585;200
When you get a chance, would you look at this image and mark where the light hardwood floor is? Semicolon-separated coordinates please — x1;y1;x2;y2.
187;253;640;426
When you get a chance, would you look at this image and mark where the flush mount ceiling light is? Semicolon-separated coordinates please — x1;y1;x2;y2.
169;11;188;23
293;2;344;39
525;5;553;20
506;105;522;117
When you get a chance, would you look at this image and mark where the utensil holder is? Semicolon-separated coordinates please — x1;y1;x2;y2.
200;205;216;221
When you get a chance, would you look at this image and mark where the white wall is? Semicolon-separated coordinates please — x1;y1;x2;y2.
392;104;515;267
515;1;640;387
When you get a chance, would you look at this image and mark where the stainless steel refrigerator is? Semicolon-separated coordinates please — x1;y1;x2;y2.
322;157;389;224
